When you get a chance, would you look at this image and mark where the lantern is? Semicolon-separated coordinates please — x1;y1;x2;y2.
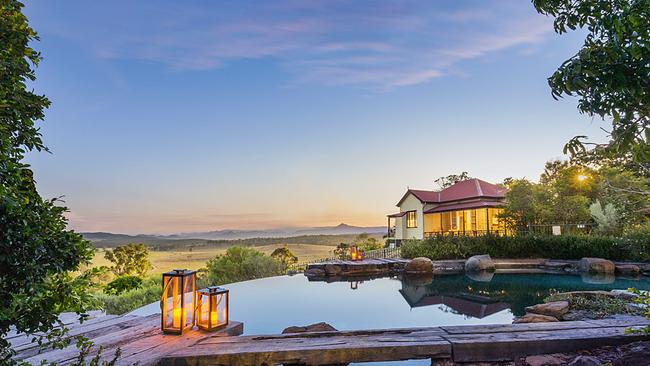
196;286;229;331
161;269;196;334
350;245;363;261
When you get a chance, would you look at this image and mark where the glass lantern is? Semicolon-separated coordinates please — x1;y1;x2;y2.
197;286;229;331
350;245;363;261
161;269;196;334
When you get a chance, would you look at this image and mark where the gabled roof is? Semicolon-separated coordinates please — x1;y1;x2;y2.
396;178;506;207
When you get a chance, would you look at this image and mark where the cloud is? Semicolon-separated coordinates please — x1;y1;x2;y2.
35;0;553;88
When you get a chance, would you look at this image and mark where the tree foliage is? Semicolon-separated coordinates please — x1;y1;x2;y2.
501;159;648;231
270;246;298;269
0;1;96;362
104;243;152;277
435;172;472;189
205;246;284;285
103;275;144;296
533;0;650;161
353;233;383;251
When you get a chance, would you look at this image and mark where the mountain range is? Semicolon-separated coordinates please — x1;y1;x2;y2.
82;223;385;244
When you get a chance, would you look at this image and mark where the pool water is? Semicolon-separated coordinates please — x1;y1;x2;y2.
132;273;649;365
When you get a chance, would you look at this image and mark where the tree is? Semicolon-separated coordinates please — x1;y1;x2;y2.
354;233;383;251
533;0;650;162
333;243;350;260
500;179;540;231
435;172;472;188
104;243;152;277
270;246;298;269
0;1;96;362
205;246;284;285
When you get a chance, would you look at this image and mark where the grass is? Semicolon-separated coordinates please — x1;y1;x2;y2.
92;243;336;273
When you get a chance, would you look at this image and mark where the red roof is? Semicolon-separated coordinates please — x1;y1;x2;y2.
387;212;408;218
397;179;506;206
424;200;503;214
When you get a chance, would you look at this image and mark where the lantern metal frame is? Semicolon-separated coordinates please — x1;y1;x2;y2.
349;245;364;261
160;269;197;335
196;286;230;331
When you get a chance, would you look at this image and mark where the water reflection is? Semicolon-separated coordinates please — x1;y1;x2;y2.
396;272;648;317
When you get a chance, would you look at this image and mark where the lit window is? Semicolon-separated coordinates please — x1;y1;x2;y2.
406;211;417;228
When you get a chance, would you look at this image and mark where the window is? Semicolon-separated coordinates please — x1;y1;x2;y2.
406;211;417;228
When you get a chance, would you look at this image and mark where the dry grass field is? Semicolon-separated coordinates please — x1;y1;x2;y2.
92;243;336;273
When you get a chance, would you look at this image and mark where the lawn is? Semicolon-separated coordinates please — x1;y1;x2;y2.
92;243;336;273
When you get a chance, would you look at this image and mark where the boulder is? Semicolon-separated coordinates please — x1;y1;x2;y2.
524;354;569;366
404;257;433;275
304;268;325;277
615;264;640;276
562;310;594;321
579;257;615;274
282;322;337;334
464;254;495;273
513;313;559;324
525;301;570;319
324;264;343;276
617;342;650;365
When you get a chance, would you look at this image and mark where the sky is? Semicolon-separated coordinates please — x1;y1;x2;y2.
23;1;608;234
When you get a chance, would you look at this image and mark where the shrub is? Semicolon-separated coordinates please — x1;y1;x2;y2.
205;246;285;285
97;277;161;315
104;275;143;296
104;243;152;277
270;246;298;270
400;234;650;261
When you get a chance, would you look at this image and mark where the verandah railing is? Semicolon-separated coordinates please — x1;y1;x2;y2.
295;246;402;269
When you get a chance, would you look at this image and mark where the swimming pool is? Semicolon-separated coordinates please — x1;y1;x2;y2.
134;272;649;334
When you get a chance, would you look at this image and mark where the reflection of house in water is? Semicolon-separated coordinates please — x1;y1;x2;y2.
400;280;510;319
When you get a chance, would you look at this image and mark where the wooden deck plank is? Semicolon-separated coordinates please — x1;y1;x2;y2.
161;328;451;366
21;315;243;366
444;325;649;362
441;320;596;334
15;315;147;360
10;314;137;350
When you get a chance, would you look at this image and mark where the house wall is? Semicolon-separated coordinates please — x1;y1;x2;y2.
397;193;424;240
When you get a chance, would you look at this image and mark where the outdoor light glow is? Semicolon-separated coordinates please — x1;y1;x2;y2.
577;174;588;182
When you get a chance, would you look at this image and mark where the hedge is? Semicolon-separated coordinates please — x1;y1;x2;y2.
400;234;650;262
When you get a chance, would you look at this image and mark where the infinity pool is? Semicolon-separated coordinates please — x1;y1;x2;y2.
132;273;649;365
135;272;649;332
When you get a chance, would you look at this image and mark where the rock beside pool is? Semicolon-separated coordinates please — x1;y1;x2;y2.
404;257;433;274
513;313;559;323
282;322;337;334
324;264;343;276
525;301;570;320
304;268;326;277
464;254;495;273
615;264;640;276
579;257;615;274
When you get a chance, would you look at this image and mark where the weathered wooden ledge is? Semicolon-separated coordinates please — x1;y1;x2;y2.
160;317;650;365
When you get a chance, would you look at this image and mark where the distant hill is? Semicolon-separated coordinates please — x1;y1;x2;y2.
82;223;386;249
159;223;385;240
